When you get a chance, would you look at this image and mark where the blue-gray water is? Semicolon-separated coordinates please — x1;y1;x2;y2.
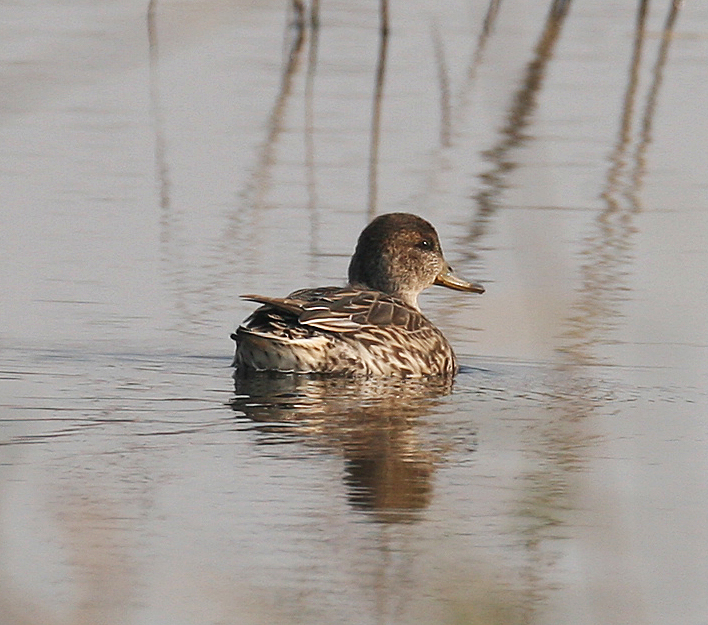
2;1;707;624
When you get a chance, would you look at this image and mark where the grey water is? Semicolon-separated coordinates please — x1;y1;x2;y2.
1;1;707;624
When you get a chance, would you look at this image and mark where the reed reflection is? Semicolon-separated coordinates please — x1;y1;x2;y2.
148;0;192;331
519;5;682;617
245;8;305;215
564;0;649;366
418;0;504;236
431;22;452;148
230;373;453;523
219;7;307;293
629;0;682;210
467;0;572;247
147;0;170;216
305;0;321;282
566;0;682;365
437;0;505;147
367;0;389;219
463;0;503;98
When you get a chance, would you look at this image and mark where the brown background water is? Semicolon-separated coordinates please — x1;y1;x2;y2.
1;1;707;624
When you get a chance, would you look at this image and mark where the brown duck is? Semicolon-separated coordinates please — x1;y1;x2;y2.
232;213;484;376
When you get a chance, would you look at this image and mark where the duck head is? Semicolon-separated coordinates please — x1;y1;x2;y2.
347;213;484;309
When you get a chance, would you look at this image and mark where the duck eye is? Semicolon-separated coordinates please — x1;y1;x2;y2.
417;239;433;250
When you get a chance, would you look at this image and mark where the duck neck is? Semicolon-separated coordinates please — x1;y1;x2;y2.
347;280;420;310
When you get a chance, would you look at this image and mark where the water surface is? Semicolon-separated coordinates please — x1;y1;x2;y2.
2;1;708;624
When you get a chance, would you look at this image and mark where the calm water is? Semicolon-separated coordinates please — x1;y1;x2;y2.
2;1;708;624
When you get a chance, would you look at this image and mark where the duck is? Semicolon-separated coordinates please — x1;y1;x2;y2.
231;212;484;377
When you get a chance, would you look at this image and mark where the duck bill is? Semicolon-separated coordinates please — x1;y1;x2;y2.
434;265;485;294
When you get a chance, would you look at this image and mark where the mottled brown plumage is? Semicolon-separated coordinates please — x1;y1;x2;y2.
232;213;484;377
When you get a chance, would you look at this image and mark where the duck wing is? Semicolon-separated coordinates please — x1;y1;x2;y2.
240;288;425;334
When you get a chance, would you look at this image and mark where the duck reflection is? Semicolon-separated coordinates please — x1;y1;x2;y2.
229;373;454;522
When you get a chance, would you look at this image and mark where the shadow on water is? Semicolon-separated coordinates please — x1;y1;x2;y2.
229;372;454;523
